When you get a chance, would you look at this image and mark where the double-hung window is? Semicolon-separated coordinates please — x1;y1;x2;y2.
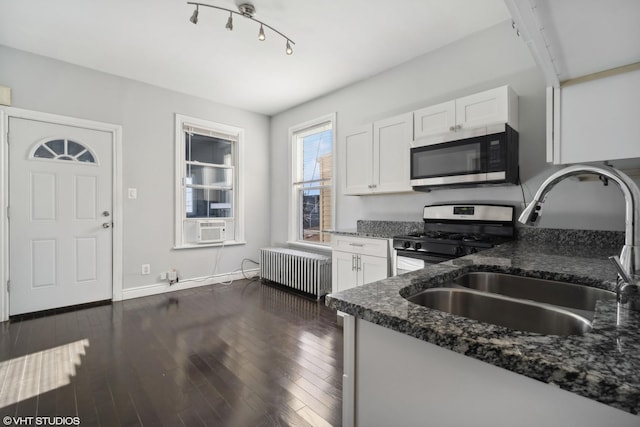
290;114;335;245
175;114;244;247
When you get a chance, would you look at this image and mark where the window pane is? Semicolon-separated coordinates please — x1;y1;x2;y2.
34;146;55;159
301;129;332;183
187;133;232;165
45;139;65;155
77;152;96;163
300;186;331;243
67;140;84;156
187;164;232;187
186;188;233;218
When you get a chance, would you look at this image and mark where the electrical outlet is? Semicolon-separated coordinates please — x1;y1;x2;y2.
160;272;167;280
141;264;151;275
128;188;138;199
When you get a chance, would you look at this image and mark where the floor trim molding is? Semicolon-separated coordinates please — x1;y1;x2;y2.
122;268;260;300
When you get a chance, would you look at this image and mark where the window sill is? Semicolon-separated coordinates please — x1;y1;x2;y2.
286;240;332;254
173;240;246;250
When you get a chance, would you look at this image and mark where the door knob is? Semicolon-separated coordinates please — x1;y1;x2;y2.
102;222;111;229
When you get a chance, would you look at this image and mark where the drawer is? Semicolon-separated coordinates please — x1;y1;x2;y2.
331;235;390;258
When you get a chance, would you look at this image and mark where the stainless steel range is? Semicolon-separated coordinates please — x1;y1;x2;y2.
393;204;515;274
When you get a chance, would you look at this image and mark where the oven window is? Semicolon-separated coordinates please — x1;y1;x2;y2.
412;141;482;178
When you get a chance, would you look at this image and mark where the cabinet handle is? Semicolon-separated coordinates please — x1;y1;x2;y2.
357;254;362;271
349;243;364;247
371;184;377;189
456;124;463;130
449;126;455;131
352;254;356;271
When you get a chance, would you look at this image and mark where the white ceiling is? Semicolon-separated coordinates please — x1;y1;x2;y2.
532;0;640;82
0;0;511;115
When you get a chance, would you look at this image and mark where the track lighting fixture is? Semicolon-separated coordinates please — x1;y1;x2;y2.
187;2;295;55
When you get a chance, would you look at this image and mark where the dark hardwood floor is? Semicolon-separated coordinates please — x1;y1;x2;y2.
0;280;343;426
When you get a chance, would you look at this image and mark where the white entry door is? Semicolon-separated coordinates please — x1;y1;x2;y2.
9;117;113;315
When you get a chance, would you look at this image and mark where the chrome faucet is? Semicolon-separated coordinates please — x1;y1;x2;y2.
519;164;640;279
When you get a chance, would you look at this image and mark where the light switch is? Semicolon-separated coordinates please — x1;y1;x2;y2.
0;85;11;106
128;188;137;199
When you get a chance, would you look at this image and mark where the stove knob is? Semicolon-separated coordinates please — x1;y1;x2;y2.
414;242;422;250
403;241;411;249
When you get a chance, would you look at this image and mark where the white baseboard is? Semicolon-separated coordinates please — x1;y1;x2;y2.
121;268;260;301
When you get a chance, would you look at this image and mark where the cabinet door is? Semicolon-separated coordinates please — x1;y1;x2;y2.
557;68;640;163
333;251;359;293
359;254;389;285
373;112;413;193
413;100;456;141
343;125;373;195
455;86;510;131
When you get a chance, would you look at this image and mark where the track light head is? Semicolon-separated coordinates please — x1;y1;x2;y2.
225;12;233;31
190;5;199;24
258;24;265;41
286;40;293;55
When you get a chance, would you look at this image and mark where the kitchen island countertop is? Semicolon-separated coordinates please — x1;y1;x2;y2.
326;237;640;415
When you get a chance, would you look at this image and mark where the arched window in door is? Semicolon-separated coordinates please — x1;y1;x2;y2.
31;138;97;164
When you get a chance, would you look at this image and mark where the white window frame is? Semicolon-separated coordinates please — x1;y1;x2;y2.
288;113;336;249
174;114;245;248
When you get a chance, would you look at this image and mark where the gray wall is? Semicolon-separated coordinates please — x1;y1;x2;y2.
270;20;629;243
0;44;271;290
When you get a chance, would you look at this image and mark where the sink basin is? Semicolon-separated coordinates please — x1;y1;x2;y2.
453;272;615;312
407;288;592;336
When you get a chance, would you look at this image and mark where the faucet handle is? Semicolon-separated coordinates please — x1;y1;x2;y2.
609;255;632;283
610;256;640;311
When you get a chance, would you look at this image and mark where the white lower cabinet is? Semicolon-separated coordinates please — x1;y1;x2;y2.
331;235;391;293
333;251;361;292
343;318;639;427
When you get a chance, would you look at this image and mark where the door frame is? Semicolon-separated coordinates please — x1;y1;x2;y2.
0;106;123;321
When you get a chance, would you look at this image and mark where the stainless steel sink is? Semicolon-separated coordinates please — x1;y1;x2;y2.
453;272;615;312
407;287;593;336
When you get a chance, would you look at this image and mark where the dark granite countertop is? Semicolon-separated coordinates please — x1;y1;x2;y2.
325;230;393;239
325;236;640;415
326;219;424;239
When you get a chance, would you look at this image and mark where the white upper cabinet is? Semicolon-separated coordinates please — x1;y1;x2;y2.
344;125;373;195
456;87;516;131
343;112;413;195
374;113;413;194
553;68;640;164
414;86;518;145
412;100;456;140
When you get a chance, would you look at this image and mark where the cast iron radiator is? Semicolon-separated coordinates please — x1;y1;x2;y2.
259;247;331;299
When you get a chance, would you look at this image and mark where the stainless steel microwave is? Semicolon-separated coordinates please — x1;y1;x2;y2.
410;124;519;191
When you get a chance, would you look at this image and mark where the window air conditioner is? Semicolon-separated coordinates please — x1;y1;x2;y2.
197;220;225;243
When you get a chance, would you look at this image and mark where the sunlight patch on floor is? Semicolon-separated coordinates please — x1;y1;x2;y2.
0;338;89;408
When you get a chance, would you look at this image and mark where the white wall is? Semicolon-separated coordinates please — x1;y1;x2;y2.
0;44;271;291
269;20;629;244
